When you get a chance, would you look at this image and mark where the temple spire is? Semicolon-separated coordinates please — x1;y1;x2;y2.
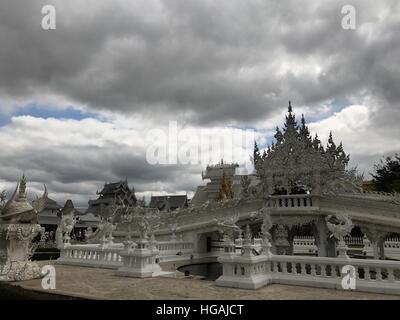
19;174;27;198
284;100;296;131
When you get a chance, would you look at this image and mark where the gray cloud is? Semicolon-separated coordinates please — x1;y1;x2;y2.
0;0;399;205
0;0;398;125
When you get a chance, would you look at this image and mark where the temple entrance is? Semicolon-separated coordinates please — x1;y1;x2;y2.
206;236;212;252
196;231;221;254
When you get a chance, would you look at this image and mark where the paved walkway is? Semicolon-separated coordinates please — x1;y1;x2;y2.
12;261;400;300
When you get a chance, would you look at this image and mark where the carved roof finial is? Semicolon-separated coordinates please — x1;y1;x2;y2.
301;113;306;126
19;174;27;197
288;100;293;113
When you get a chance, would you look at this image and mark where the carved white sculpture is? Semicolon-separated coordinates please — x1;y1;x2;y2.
114;205;173;278
0;175;47;281
253;102;363;196
326;213;353;258
56;212;77;249
214;211;241;242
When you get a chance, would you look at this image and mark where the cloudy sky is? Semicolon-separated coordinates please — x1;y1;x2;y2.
0;0;399;207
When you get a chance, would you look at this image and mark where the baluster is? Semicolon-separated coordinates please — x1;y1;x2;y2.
292;262;298;274
321;264;326;277
376;268;382;281
301;263;306;275
310;264;316;276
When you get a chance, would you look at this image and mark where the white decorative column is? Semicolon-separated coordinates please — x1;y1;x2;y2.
115;238;155;278
115;237;175;278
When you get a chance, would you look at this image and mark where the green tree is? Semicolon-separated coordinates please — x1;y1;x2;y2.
371;154;400;192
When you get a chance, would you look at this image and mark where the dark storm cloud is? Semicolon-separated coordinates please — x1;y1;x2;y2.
0;115;207;206
1;0;398;125
0;0;400;205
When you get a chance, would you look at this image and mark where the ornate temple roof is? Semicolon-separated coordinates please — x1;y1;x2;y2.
253;102;362;195
61;199;83;216
149;195;188;211
87;179;137;217
43;197;62;210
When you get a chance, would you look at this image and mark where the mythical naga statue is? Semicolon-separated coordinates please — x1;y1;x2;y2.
0;175;47;281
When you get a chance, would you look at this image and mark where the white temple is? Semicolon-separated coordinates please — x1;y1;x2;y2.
2;102;400;295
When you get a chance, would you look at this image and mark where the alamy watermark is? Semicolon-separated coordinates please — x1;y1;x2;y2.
145;121;255;173
341;265;356;290
341;5;356;30
41;5;56;30
39;4;357;32
41;265;56;290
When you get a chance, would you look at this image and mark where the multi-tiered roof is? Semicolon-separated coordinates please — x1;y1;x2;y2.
253;102;362;195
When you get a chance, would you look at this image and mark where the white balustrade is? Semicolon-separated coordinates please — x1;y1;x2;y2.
57;244;124;269
363;237;400;260
217;250;400;294
156;241;194;262
292;236;368;255
267;195;317;210
57;240;194;268
293;236;318;255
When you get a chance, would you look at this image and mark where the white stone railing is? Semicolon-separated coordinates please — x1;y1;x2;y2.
234;238;263;253
270;255;400;294
155;241;194;262
267;195;317;210
57;244;124;269
293;236;318;254
363;237;400;260
344;236;365;246
292;236;366;255
57;240;195;268
217;251;400;294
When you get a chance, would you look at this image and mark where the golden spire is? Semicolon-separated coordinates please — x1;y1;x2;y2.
217;171;234;201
